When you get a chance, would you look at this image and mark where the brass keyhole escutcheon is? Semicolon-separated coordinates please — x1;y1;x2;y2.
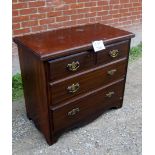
106;91;115;98
107;69;117;75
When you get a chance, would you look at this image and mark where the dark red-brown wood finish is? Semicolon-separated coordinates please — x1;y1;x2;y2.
50;59;127;105
17;45;53;144
14;23;134;60
14;23;135;145
52;79;125;133
48;51;95;81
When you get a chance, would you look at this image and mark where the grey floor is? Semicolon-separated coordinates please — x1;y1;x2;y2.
12;58;142;155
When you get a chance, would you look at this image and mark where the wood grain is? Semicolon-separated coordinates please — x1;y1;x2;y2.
50;58;127;105
51;79;125;132
97;40;129;65
48;50;95;81
14;23;134;145
13;23;135;60
17;44;53;145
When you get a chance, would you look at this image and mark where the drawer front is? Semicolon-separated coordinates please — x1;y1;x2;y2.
50;59;127;105
97;40;129;65
51;79;125;132
48;51;95;81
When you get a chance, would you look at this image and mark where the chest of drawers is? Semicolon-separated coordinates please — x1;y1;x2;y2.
14;23;135;145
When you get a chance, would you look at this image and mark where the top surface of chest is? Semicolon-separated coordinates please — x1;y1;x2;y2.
14;23;134;60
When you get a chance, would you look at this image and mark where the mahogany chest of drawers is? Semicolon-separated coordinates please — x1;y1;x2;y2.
14;23;135;145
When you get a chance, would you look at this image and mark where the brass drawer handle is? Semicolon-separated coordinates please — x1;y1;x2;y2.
67;83;80;93
68;108;80;116
107;69;117;75
109;49;119;58
67;61;80;72
106;91;115;98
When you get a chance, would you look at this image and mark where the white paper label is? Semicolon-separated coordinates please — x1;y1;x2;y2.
92;40;105;52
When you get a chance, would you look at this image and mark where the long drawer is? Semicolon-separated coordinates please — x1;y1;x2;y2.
49;59;127;105
51;79;125;132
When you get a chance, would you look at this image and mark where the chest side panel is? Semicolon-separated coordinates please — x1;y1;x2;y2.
17;45;52;144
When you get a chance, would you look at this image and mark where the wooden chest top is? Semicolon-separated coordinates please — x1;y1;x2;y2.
14;23;134;60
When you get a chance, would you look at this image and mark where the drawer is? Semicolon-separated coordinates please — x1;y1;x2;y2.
50;58;127;105
48;51;95;81
51;79;125;132
97;40;129;65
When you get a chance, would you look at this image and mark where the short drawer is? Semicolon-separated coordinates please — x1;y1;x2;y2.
50;58;127;105
97;40;129;65
48;51;95;81
51;79;125;132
